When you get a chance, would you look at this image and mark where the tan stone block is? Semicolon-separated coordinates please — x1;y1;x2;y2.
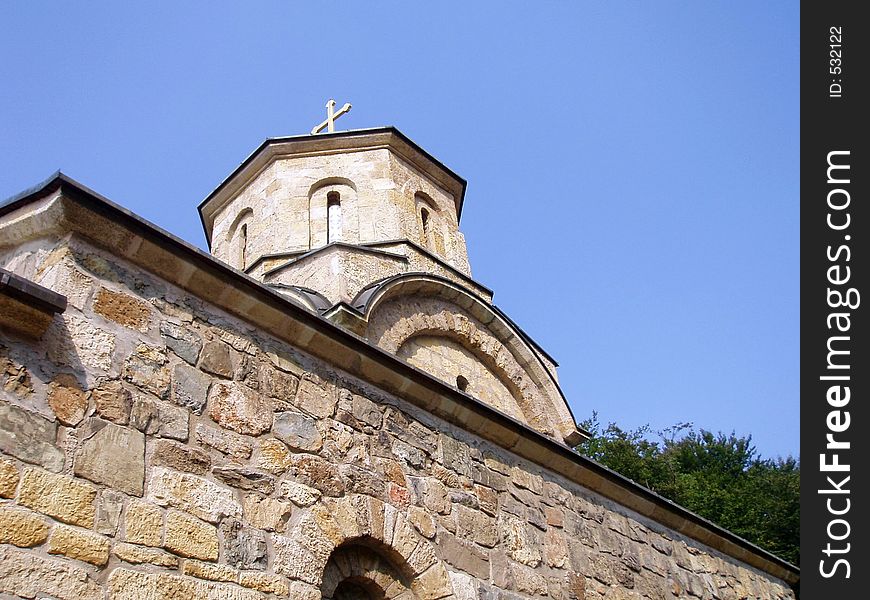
255;438;293;474
48;524;110;566
17;468;96;527
125;499;163;546
113;542;179;567
0;457;19;498
272;534;321;585
208;381;273;436
183;559;239;583
150;438;211;475
94;287;152;331
239;571;290;595
165;510;219;561
108;568;264;600
74;421;145;496
93;380;133;424
0;545;103;600
286;580;321;600
409;506;436;539
295;373;337;418
195;422;253;459
0;505;50;547
414;562;454;600
242;493;293;532
278;480;321;507
47;373;89;426
147;466;241;523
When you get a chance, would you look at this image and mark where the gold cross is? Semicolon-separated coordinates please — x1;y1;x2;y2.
311;99;352;134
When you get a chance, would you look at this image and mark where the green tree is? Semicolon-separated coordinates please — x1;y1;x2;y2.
577;413;799;565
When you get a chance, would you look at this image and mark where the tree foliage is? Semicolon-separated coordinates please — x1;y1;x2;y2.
576;413;799;565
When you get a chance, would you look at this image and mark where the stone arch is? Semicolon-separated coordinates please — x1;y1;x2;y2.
414;192;442;253
280;494;454;599
357;274;579;443
322;544;414;599
226;207;253;269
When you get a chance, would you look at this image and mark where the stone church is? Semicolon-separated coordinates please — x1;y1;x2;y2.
0;125;797;599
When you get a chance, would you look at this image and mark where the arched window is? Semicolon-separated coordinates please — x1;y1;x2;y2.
327;191;342;243
420;207;432;249
227;208;253;270
238;223;248;268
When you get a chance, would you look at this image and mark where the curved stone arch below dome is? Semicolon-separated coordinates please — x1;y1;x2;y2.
355;274;581;444
367;295;570;438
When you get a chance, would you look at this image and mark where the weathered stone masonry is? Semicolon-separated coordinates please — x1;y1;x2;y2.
0;132;798;600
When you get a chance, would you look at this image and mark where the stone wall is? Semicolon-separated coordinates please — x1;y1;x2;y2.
0;235;794;600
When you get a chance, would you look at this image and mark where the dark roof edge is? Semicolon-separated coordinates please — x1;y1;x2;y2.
2;173;798;583
262;242;409;278
0;268;68;314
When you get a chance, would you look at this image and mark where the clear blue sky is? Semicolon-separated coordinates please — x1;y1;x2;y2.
0;2;799;459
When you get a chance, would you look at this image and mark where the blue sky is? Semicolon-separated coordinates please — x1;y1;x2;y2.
0;2;799;459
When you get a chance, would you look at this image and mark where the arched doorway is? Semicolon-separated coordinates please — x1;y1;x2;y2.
320;543;415;600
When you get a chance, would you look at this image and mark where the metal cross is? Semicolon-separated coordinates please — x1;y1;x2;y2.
311;99;352;134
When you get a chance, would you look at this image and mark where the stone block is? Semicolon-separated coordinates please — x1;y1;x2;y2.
0;505;50;547
123;344;171;399
150;438;211;475
17;468;96;527
148;466;241;524
74;421;145;496
182;559;239;583
441;433;473;477
351;393;382;427
47;373;89;426
212;466;275;494
222;518;268;570
94;287;152;331
108;568;264;600
256;438;294;474
278;480;322;507
95;488;125;536
295;373;337;418
199;340;235;378
437;530;490;580
93;380;133;424
239;572;290;595
195;422;253;459
0;457;19;497
172;362;211;414
260;363;299;404
161;320;203;365
48;524;111;566
124;499;163;546
208;381;272;436
49;313;115;375
164;510;219;561
0;403;64;472
273;410;322;452
113;542;179;567
0;546;102;600
242;493;293;532
131;394;189;440
499;513;542;568
409;506;436;539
